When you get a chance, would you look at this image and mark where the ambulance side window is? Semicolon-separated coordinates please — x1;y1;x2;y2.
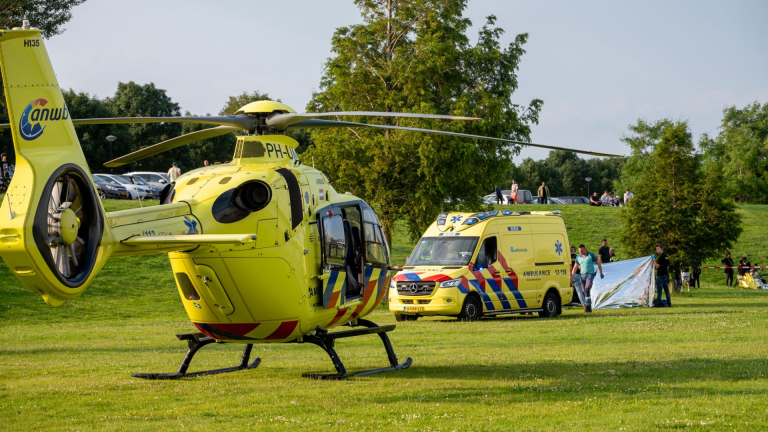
476;237;498;269
322;215;347;267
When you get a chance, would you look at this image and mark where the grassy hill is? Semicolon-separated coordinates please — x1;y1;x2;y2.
1;198;767;431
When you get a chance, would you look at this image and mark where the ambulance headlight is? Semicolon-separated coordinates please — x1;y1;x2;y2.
439;278;462;288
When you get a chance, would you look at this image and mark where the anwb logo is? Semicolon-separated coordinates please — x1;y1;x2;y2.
19;98;70;141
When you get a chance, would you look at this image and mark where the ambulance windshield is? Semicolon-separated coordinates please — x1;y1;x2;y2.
406;237;479;266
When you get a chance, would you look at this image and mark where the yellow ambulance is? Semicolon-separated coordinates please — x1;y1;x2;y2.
389;210;573;321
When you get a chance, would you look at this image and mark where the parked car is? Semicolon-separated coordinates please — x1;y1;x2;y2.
123;173;161;197
482;189;534;204
94;173;152;200
555;196;590;204
125;171;170;192
92;174;128;199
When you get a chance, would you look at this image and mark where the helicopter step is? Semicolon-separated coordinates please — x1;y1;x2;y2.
299;318;413;380
132;333;261;380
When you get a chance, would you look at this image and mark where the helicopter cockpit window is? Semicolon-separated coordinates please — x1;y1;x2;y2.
322;215;346;266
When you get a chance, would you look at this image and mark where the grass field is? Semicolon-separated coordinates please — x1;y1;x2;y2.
1;198;767;431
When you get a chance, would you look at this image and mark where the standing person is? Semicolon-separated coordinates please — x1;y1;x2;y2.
494;185;503;205
572;244;604;313
681;265;690;292
623;189;634;206
537;181;550;205
167;162;181;182
510;179;519;204
598;239;611;265
691;258;701;289
721;252;734;288
570;245;585;305
653;244;671;307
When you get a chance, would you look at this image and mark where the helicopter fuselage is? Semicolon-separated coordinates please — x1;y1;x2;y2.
107;135;391;343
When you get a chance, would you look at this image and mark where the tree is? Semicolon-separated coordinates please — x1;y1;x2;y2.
181;111;236;166
699;102;768;203
306;0;542;243
0;0;86;155
107;82;183;171
219;90;273;116
621;119;741;290
61;89;130;171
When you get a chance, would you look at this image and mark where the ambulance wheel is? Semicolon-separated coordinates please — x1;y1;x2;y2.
394;314;418;322
539;291;560;318
459;296;482;321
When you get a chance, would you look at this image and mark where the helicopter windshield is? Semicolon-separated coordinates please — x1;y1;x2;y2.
406;237;479;266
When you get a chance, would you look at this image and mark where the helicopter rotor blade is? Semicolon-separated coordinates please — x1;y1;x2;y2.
287;119;623;158
267;111;479;130
71;114;258;130
104;125;238;167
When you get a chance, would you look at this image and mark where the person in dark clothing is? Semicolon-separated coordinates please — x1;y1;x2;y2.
653;244;671;307
494;185;503;205
721;252;734;288
691;258;701;289
570;245;584;305
598;239;611;264
589;192;602;206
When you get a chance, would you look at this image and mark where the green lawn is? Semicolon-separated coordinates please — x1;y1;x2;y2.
1;198;767;431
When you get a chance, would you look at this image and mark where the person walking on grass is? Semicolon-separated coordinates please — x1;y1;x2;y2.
537;181;550;205
572;244;604;313
653;244;671;307
570;245;585;305
721;252;734;288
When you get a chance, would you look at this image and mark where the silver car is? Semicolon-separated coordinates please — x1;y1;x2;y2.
95;173;152;200
124;171;171;193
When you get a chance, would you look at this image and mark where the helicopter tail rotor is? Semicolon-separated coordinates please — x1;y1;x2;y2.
0;27;115;306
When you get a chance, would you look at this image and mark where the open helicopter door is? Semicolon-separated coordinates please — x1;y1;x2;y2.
319;210;348;309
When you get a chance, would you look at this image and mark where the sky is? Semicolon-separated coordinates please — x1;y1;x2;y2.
42;0;768;161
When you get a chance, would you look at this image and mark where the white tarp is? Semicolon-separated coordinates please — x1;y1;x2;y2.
590;256;655;309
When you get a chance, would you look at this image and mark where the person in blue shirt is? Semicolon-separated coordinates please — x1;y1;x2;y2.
571;244;604;312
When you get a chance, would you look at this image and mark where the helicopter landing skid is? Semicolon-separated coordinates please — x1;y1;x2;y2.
132;333;261;380
299;318;413;380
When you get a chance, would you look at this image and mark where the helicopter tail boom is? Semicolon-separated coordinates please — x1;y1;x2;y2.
0;27;114;306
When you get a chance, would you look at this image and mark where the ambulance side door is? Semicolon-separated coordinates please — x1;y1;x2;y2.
500;222;535;309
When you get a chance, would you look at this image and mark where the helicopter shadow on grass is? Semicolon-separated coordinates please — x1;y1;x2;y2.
371;357;768;404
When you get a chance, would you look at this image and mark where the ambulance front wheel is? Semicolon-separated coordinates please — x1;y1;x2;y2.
394;314;418;322
458;296;482;321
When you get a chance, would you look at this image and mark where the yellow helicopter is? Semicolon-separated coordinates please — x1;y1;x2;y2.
0;23;619;379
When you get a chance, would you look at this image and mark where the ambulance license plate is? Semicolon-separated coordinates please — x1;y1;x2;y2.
405;306;424;312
